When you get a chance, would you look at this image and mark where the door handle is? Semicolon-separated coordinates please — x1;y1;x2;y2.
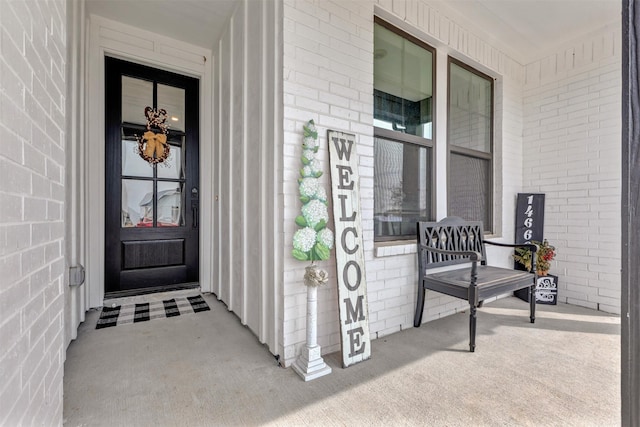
191;187;199;229
192;204;198;229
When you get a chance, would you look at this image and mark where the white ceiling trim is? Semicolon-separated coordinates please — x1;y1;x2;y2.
429;0;620;65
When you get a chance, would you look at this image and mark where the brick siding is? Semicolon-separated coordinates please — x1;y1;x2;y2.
282;0;528;366
523;26;621;313
0;0;66;424
281;0;621;367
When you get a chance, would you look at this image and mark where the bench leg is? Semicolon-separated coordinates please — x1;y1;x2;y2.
469;304;477;352
529;284;536;324
414;281;426;327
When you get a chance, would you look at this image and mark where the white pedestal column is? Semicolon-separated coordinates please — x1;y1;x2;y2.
292;285;332;381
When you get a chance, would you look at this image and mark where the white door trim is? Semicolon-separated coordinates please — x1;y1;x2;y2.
86;15;214;307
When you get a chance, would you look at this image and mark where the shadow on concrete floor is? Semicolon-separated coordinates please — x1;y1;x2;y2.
63;295;620;426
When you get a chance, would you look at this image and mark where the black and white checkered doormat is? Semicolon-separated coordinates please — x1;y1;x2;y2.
96;295;210;329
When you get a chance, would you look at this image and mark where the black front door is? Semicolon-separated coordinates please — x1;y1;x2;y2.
105;57;199;296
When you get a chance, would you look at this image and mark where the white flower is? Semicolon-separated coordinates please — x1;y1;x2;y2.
308;159;322;175
302;160;322;178
303;136;319;150
317;228;334;249
293;227;317;253
302;149;315;162
299;177;319;198
314;186;327;203
293;119;334;262
306;121;317;133
302;199;328;228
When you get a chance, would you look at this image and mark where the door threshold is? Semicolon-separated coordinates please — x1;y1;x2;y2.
103;283;200;307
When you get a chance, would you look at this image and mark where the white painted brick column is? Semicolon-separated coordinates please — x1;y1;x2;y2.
0;0;67;424
282;0;376;366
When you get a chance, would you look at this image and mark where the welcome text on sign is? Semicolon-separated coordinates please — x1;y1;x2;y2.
328;130;371;367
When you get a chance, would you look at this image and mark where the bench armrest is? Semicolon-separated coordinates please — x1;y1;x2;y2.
419;244;483;262
484;240;538;253
484;241;538;272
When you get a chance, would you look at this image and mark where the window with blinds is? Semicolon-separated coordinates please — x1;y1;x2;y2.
373;18;435;241
447;58;494;232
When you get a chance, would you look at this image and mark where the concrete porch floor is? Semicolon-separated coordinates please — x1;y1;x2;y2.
63;294;620;426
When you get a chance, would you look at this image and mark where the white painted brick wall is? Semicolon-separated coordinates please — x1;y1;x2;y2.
281;0;529;367
523;26;621;314
282;0;376;365
282;0;621;368
0;0;66;424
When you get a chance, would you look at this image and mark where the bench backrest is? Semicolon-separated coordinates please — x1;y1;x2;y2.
417;217;487;271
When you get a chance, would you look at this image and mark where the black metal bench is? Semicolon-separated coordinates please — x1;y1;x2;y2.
414;217;538;352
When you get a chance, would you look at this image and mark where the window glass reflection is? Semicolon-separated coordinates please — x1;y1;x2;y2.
122;179;153;227
449;62;492;153
374;23;433;139
157;138;184;180
374;137;431;239
157;181;183;227
448;153;491;226
122;140;153;177
158;84;185;132
122;76;153;126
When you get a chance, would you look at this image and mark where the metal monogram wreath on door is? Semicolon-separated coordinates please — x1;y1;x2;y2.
137;106;170;164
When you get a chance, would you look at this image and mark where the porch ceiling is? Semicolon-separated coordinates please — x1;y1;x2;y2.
85;0;621;64
85;0;240;49
432;0;621;64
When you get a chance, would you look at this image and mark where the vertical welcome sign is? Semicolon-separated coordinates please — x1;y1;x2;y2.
327;130;371;368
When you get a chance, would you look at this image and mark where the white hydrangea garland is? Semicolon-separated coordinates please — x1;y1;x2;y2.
292;120;334;267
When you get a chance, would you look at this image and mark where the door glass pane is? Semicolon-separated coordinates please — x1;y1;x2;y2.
158;84;186;132
157;181;183;227
122;76;153;126
122;139;153;177
374;137;432;239
122;179;153;227
157;137;184;179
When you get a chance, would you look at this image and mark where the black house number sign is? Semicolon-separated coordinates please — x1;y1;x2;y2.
514;193;545;270
514;193;557;304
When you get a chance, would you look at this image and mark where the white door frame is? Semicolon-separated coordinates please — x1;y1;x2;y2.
85;15;214;307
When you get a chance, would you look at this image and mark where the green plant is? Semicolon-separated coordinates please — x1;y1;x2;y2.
292;120;334;262
513;239;556;274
